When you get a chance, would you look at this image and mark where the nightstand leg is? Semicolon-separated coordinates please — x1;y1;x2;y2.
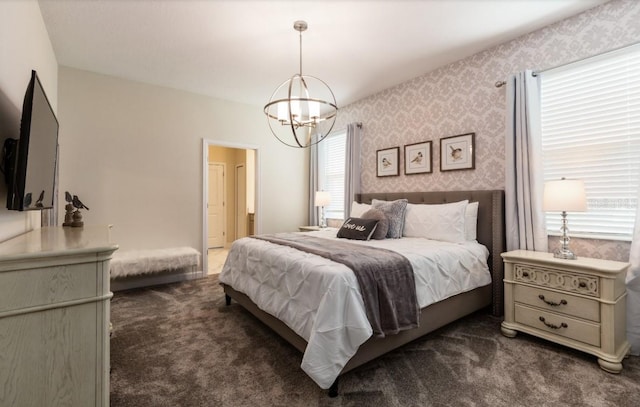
500;323;518;338
597;358;622;374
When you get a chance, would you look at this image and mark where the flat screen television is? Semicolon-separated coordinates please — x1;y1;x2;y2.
2;70;59;211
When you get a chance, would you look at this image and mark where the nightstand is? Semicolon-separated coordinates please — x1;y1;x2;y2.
501;250;630;373
299;225;322;232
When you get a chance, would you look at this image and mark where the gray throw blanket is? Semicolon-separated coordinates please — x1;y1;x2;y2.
252;233;419;338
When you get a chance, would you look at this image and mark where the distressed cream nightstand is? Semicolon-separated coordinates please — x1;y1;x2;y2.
299;225;322;232
501;250;630;373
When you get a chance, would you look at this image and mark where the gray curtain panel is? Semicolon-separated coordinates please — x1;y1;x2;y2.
344;123;362;219
504;70;548;251
627;188;640;355
308;134;320;226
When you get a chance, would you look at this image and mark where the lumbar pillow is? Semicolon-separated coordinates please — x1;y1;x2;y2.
337;217;379;241
350;201;371;218
465;201;479;241
403;200;468;243
360;208;389;240
371;199;408;239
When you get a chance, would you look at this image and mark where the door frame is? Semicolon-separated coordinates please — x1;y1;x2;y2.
235;163;246;239
208;161;226;248
202;138;260;275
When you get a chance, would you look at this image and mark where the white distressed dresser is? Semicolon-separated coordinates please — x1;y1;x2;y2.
501;250;630;373
0;226;117;407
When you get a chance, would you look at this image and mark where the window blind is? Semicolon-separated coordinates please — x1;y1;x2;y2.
318;130;346;220
540;43;640;240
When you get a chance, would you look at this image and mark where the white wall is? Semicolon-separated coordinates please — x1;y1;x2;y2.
58;67;307;259
0;0;58;242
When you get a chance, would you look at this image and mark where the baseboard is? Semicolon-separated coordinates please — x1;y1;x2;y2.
111;267;204;291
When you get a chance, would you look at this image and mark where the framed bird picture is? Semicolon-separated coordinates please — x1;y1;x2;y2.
440;132;475;172
376;147;400;177
404;141;432;175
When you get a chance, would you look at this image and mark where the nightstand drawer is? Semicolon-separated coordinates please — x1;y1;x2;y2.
514;285;600;322
514;264;599;297
515;303;600;347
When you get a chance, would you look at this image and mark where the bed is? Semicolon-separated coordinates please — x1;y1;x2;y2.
220;190;505;396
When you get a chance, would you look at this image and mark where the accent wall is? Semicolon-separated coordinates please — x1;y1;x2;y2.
334;0;640;262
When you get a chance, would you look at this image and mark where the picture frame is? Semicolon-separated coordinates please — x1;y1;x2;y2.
404;141;432;175
376;147;400;177
440;132;475;172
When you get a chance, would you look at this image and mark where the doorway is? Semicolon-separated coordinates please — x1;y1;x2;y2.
202;139;259;275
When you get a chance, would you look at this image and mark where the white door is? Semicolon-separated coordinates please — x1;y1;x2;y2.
235;164;247;239
208;163;225;248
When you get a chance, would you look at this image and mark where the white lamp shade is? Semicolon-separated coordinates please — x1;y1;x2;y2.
315;191;331;207
543;179;587;212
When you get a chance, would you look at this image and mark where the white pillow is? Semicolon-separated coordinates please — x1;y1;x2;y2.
465;201;479;241
403;200;468;243
350;201;371;218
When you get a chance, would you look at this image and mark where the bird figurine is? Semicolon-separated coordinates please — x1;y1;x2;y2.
65;191;72;203
35;190;45;208
72;195;89;211
23;192;32;207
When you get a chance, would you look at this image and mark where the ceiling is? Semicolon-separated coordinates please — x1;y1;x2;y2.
38;0;609;108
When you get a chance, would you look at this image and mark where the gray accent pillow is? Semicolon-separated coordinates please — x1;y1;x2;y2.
337;217;379;241
360;208;389;240
372;199;408;239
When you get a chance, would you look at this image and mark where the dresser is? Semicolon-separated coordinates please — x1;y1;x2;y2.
0;226;118;406
501;250;630;373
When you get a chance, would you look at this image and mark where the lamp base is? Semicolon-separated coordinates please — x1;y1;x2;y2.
553;247;578;260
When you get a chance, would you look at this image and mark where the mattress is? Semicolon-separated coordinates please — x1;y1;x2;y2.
218;228;491;388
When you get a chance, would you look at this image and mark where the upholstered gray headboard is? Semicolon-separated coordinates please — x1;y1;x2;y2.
355;190;505;316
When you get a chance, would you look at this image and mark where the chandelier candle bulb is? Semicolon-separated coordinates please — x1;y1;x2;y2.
309;101;320;120
277;101;288;122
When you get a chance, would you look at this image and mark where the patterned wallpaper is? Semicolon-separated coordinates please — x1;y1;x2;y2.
334;0;640;262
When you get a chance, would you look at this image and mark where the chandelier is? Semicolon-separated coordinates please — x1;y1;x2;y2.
264;20;338;148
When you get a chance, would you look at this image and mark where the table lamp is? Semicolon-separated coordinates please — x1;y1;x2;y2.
543;178;587;260
315;191;331;228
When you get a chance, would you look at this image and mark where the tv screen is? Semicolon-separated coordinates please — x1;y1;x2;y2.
5;70;59;211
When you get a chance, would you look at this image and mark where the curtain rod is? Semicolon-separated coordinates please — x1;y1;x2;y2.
534;41;639;77
494;41;640;88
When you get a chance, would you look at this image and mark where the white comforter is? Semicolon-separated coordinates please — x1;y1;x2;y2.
218;229;491;389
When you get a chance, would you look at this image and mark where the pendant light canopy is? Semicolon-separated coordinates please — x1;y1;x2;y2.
264;20;338;148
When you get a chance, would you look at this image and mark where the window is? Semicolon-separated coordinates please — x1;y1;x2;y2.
317;130;346;220
540;44;640;240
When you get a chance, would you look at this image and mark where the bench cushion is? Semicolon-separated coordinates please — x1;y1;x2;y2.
110;247;200;278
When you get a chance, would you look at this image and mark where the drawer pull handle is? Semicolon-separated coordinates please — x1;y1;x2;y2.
579;282;587;288
539;316;568;330
522;271;529;277
538;295;567;307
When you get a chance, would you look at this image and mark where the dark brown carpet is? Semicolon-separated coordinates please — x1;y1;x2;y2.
110;275;640;407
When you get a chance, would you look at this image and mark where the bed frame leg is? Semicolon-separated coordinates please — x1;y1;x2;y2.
328;377;339;398
225;294;231;306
